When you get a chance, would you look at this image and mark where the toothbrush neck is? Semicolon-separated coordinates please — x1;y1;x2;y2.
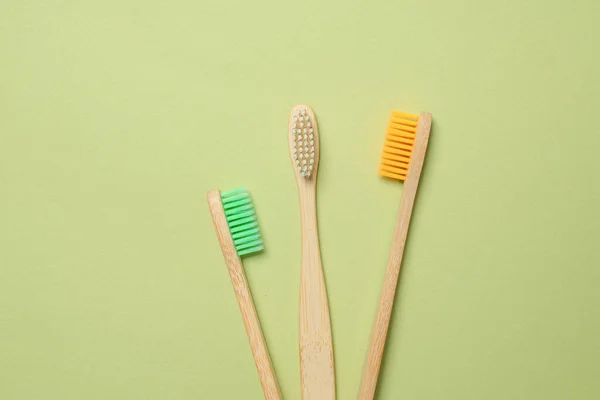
298;183;318;238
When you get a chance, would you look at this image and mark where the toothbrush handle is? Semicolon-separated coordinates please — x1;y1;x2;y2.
299;186;336;400
359;112;432;400
207;191;282;400
226;256;282;400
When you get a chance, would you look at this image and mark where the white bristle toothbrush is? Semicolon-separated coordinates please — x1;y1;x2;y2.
207;188;282;400
288;105;336;399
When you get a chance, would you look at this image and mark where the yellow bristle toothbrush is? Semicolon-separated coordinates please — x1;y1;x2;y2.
359;111;433;399
288;105;336;399
207;187;282;400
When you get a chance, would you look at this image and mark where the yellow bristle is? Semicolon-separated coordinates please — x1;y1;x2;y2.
378;169;407;180
391;111;419;120
384;140;413;152
389;124;417;134
378;111;420;181
387;129;416;138
381;151;411;163
382;145;411;158
381;158;409;168
386;135;413;145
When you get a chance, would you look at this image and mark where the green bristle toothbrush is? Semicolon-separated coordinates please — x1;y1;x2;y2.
207;187;282;400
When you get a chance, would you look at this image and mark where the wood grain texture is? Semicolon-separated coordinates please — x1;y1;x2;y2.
358;112;433;400
207;190;282;400
289;105;336;400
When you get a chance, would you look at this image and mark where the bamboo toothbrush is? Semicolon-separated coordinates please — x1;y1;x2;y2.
359;111;433;399
207;187;282;400
288;105;335;399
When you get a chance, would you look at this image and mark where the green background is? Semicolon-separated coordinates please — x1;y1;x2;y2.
1;0;599;398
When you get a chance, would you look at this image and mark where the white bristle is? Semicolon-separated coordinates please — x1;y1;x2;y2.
291;107;316;180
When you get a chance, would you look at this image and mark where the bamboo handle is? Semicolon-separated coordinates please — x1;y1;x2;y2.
298;185;336;400
207;190;283;400
358;112;432;399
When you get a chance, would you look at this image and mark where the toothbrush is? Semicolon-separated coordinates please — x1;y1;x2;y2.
207;187;282;400
288;105;336;399
359;111;433;399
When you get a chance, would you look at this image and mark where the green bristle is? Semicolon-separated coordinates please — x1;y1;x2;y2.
221;188;264;257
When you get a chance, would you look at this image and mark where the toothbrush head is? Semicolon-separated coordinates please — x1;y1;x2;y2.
220;188;264;256
378;111;420;181
289;105;318;180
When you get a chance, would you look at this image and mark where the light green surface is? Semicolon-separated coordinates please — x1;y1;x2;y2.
1;0;599;398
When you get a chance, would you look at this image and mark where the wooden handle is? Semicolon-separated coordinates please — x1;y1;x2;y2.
358;112;432;400
207;190;283;400
298;184;336;400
